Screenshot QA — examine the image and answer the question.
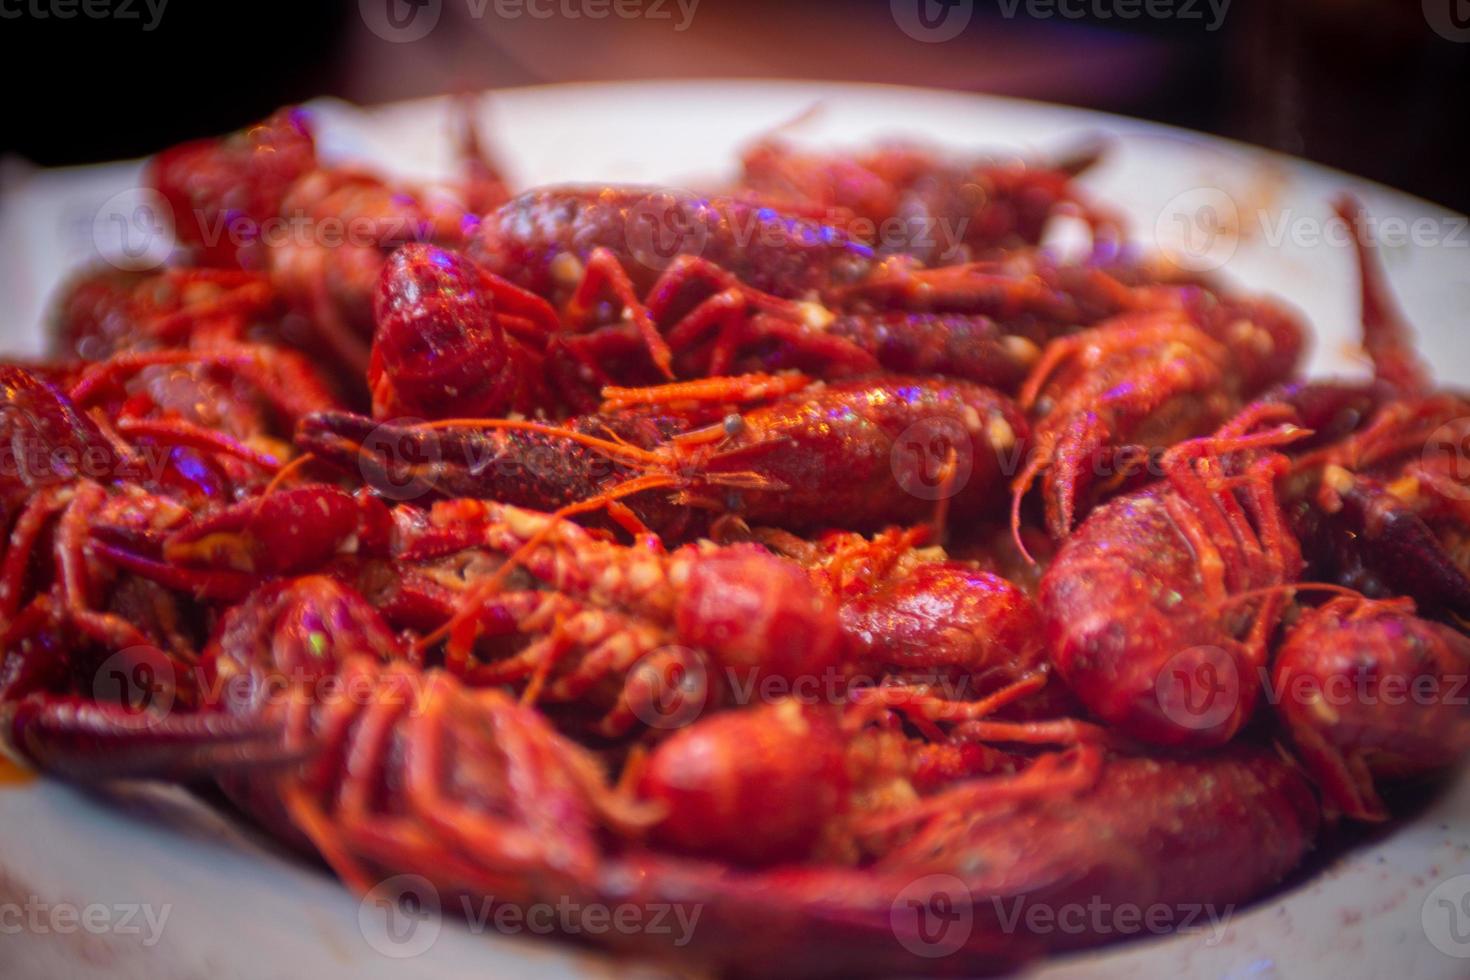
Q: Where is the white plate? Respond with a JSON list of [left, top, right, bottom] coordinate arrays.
[[2, 79, 1469, 979]]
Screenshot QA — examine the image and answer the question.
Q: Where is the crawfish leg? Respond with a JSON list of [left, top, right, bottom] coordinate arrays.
[[564, 247, 673, 378]]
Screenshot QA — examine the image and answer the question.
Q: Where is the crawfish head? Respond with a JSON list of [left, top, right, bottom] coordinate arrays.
[[205, 575, 403, 698], [1273, 597, 1470, 821], [1039, 425, 1304, 748], [369, 243, 515, 420]]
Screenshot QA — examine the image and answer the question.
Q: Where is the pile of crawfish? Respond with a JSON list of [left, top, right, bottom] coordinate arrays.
[[1, 106, 1467, 977]]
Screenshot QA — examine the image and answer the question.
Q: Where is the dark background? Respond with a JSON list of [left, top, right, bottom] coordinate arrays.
[[1, 0, 1466, 211]]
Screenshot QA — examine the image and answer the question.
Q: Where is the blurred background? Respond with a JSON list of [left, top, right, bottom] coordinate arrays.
[[1, 0, 1467, 210]]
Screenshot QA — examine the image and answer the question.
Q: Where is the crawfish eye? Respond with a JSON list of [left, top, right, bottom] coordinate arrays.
[[723, 413, 744, 438]]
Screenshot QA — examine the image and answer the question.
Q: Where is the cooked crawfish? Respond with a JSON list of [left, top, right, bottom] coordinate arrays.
[[1012, 288, 1306, 541], [1039, 412, 1306, 747], [11, 108, 1470, 977], [302, 372, 1028, 535], [148, 107, 511, 393], [1274, 596, 1470, 821], [736, 136, 1118, 260]]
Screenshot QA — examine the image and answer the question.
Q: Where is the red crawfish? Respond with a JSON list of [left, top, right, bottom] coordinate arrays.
[[51, 265, 276, 362], [635, 694, 1103, 869], [463, 188, 1140, 403], [752, 525, 1054, 703], [366, 243, 560, 420], [472, 185, 1146, 318], [2, 574, 653, 900], [375, 239, 1055, 418], [150, 107, 511, 390], [268, 497, 1057, 740], [1283, 196, 1470, 621], [1273, 596, 1470, 821], [736, 135, 1119, 260], [1260, 199, 1470, 820], [119, 487, 845, 739], [606, 741, 1317, 975], [1010, 285, 1307, 542], [0, 573, 1315, 976], [59, 346, 333, 502], [1039, 411, 1308, 747], [388, 497, 849, 737], [48, 263, 343, 491], [0, 367, 348, 703], [150, 108, 317, 270], [299, 372, 1030, 536]]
